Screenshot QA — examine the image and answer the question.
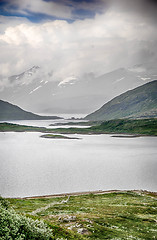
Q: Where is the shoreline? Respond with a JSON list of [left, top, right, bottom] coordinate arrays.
[[1, 119, 157, 137], [11, 189, 157, 199], [1, 131, 156, 138]]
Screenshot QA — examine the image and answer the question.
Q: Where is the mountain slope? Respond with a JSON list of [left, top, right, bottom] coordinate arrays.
[[0, 100, 61, 120], [86, 80, 157, 121]]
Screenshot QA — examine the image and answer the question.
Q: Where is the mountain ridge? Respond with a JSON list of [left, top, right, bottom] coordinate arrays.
[[0, 99, 62, 120]]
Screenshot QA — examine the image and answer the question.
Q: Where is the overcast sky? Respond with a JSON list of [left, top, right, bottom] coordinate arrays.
[[0, 0, 157, 84]]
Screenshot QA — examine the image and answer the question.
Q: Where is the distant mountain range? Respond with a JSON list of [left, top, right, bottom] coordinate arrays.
[[86, 80, 157, 121], [0, 100, 61, 121], [1, 80, 157, 121], [1, 61, 157, 114]]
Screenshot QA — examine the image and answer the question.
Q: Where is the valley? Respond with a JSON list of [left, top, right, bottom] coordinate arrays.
[[1, 1, 157, 239]]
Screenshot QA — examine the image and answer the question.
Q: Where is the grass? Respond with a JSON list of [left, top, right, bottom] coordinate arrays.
[[7, 191, 157, 239], [40, 134, 80, 140], [90, 118, 157, 136], [0, 122, 47, 132], [47, 118, 157, 136]]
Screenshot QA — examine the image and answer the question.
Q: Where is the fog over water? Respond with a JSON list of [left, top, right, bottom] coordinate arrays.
[[0, 121, 156, 198]]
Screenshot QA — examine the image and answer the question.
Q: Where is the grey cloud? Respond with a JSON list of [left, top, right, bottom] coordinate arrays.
[[110, 0, 157, 23], [0, 0, 157, 88]]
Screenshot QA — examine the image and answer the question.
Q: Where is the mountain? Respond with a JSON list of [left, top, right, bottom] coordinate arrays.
[[0, 62, 157, 115], [0, 100, 61, 121], [8, 66, 40, 83], [85, 80, 157, 121]]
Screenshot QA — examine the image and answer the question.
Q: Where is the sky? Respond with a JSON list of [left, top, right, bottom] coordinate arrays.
[[0, 0, 157, 87]]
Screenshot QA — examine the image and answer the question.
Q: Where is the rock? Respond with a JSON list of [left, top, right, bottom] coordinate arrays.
[[67, 226, 73, 230], [75, 223, 82, 228], [68, 216, 76, 221], [87, 224, 92, 227], [87, 219, 93, 224], [59, 215, 76, 222], [77, 228, 88, 234]]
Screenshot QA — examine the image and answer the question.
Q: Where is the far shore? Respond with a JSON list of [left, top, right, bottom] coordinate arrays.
[[11, 189, 157, 200], [1, 119, 157, 137]]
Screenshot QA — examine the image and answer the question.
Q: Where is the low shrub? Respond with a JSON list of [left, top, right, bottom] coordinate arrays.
[[0, 197, 53, 240]]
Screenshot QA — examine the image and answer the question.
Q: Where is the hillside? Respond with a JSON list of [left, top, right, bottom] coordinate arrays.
[[86, 80, 157, 121], [5, 191, 157, 240], [0, 100, 61, 120]]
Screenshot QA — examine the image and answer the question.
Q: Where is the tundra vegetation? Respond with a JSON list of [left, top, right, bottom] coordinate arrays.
[[1, 191, 157, 239]]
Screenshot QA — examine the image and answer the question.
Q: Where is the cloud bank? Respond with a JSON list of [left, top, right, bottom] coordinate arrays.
[[0, 0, 157, 89]]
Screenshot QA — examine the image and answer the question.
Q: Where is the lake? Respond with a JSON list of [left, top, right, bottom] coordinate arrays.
[[0, 120, 157, 198]]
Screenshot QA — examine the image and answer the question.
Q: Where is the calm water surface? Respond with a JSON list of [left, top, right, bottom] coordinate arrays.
[[0, 120, 157, 197]]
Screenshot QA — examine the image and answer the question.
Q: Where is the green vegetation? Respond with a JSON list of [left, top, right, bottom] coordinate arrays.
[[0, 118, 157, 136], [86, 80, 157, 121], [0, 196, 53, 240], [90, 118, 157, 136], [40, 134, 80, 140], [6, 191, 157, 239], [49, 118, 157, 136], [0, 122, 47, 132]]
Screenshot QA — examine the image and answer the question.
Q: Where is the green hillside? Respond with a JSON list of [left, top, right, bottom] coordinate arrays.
[[0, 100, 61, 120], [86, 80, 157, 121], [90, 118, 157, 136], [4, 191, 157, 240]]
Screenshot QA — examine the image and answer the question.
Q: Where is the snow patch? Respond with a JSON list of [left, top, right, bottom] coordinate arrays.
[[58, 76, 77, 86], [141, 77, 151, 81], [113, 77, 125, 84], [29, 86, 42, 94]]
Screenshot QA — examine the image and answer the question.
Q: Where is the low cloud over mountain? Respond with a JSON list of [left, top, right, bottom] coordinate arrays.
[[1, 62, 156, 115], [0, 0, 157, 115], [0, 0, 157, 81]]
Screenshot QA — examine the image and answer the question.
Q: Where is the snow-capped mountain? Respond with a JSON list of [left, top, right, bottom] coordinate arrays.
[[0, 62, 156, 115], [9, 66, 40, 85], [0, 66, 58, 113]]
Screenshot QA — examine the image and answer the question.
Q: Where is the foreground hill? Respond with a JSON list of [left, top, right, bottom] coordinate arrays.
[[4, 191, 157, 239], [86, 80, 157, 121], [0, 100, 61, 120]]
